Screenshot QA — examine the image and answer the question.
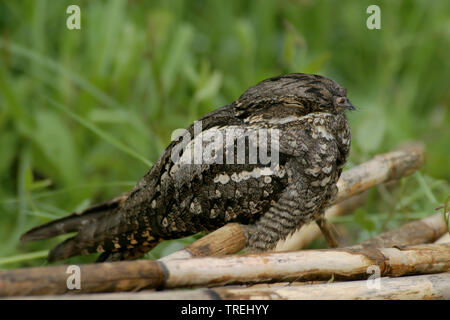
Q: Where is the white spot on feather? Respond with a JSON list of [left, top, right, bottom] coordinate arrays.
[[320, 176, 331, 186], [315, 126, 334, 141], [322, 166, 332, 174], [214, 173, 230, 184]]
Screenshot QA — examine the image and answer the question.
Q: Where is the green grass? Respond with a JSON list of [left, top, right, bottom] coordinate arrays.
[[0, 0, 449, 268]]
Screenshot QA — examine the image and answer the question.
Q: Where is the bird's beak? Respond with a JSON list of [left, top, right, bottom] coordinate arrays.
[[343, 100, 356, 111]]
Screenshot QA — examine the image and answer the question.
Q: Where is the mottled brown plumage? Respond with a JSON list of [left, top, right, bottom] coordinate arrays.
[[21, 73, 354, 261]]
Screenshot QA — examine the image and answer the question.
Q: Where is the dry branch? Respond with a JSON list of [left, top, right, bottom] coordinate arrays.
[[21, 273, 449, 300], [351, 213, 449, 249], [435, 233, 450, 244], [160, 222, 247, 261], [0, 259, 165, 296], [213, 273, 450, 300], [163, 145, 424, 259], [1, 243, 448, 297], [162, 244, 450, 288]]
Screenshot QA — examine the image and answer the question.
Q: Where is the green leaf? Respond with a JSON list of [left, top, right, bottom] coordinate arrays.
[[0, 250, 49, 266], [44, 96, 153, 168], [161, 24, 194, 94], [31, 110, 78, 185], [88, 109, 131, 124], [303, 52, 331, 74], [353, 209, 376, 231], [0, 132, 18, 176], [355, 107, 386, 153], [193, 71, 223, 103]]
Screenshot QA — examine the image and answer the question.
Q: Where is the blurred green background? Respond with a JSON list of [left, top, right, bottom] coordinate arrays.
[[0, 0, 449, 268]]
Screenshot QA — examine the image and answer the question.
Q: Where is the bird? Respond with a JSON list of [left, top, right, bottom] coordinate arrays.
[[21, 73, 355, 262]]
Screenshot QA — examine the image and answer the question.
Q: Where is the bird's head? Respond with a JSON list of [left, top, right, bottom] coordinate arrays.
[[235, 73, 355, 118]]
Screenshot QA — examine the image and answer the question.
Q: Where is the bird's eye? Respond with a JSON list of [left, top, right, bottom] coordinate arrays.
[[336, 97, 347, 105]]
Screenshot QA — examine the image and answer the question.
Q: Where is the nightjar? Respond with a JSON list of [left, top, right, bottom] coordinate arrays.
[[21, 73, 355, 261]]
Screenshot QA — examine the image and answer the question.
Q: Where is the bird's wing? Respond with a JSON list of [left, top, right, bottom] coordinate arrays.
[[38, 104, 241, 260]]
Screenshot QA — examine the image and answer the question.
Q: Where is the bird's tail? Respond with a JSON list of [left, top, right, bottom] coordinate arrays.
[[21, 192, 161, 262], [20, 193, 128, 243]]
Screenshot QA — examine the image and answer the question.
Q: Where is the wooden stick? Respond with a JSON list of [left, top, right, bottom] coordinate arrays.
[[163, 243, 450, 288], [334, 144, 424, 203], [315, 216, 340, 248], [163, 144, 424, 259], [214, 273, 450, 300], [351, 213, 449, 249], [435, 233, 450, 244], [0, 259, 165, 296], [316, 211, 450, 251], [18, 273, 449, 300], [1, 243, 448, 297], [159, 222, 247, 261]]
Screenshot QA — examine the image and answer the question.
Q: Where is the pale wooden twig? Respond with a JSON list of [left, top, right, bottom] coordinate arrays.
[[435, 233, 450, 244], [8, 272, 450, 300], [0, 242, 448, 297], [163, 144, 424, 259], [160, 222, 246, 261], [351, 213, 449, 249], [213, 273, 450, 300]]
